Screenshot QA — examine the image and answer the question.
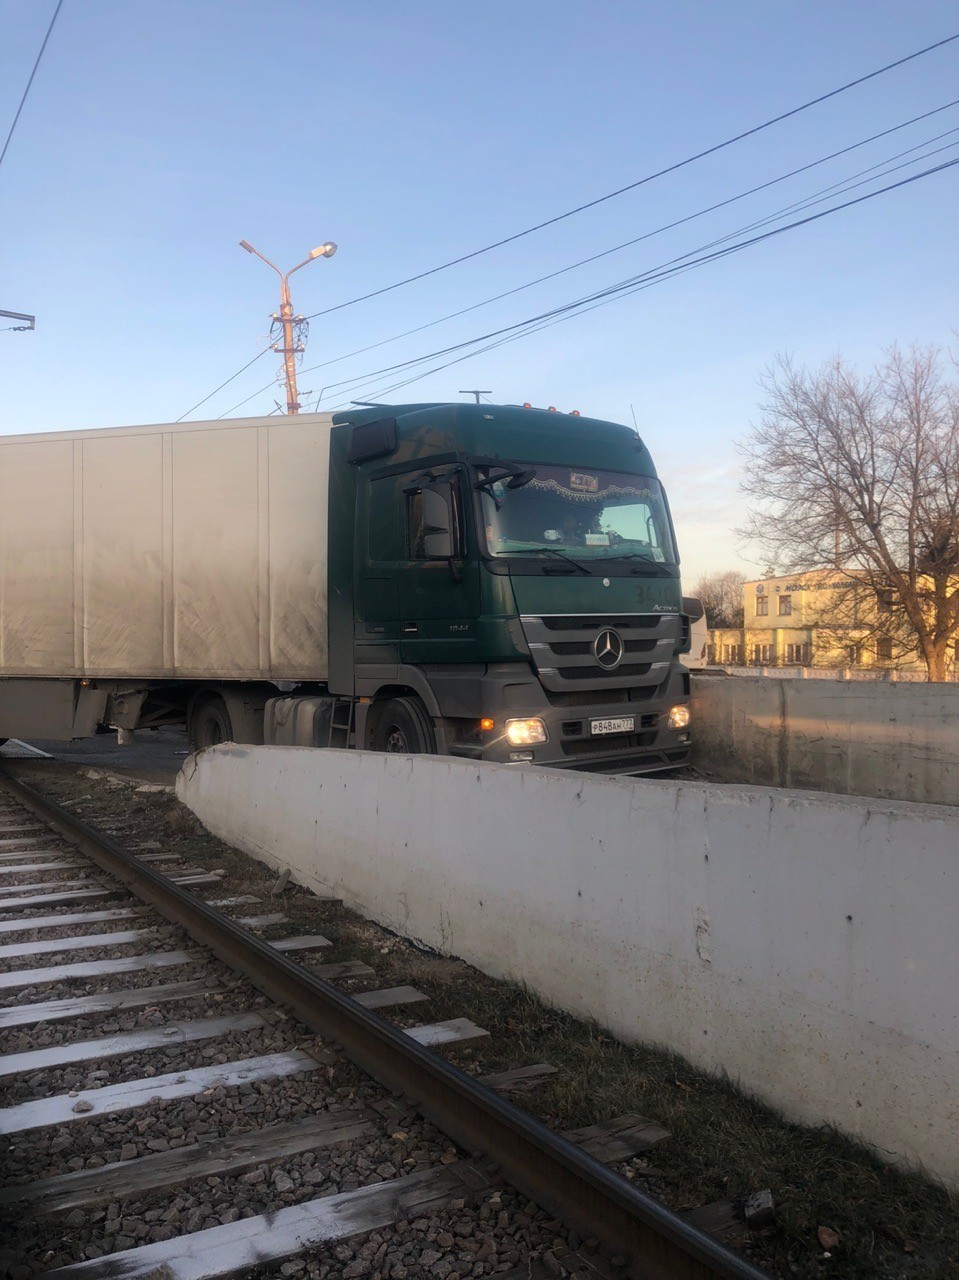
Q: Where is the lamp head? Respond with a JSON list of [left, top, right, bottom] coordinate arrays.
[[310, 242, 337, 259], [239, 240, 255, 253]]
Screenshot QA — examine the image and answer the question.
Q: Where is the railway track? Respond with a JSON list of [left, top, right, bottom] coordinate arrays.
[[0, 767, 770, 1280]]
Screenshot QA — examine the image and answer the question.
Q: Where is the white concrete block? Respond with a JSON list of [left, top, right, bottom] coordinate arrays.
[[178, 745, 959, 1186]]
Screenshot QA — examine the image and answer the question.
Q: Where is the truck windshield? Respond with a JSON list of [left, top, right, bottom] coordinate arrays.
[[476, 462, 677, 563]]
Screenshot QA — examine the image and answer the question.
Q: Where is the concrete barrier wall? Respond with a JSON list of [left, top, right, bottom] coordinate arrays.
[[179, 747, 959, 1185], [692, 675, 959, 805]]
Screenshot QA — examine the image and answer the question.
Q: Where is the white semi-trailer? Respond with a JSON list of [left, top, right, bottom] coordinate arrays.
[[0, 414, 332, 747], [0, 405, 693, 773]]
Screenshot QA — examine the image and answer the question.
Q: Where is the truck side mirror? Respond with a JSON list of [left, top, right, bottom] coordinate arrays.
[[412, 485, 454, 559]]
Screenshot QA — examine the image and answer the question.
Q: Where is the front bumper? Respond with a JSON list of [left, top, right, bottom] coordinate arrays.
[[447, 665, 691, 775]]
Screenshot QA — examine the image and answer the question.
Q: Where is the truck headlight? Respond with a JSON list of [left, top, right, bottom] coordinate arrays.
[[505, 717, 549, 746], [667, 704, 691, 730]]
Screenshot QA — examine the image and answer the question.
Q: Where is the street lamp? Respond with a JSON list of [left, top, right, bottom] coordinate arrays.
[[239, 239, 337, 414]]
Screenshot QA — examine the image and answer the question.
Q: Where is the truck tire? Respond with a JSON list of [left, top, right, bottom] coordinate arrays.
[[188, 696, 234, 752], [368, 697, 436, 755]]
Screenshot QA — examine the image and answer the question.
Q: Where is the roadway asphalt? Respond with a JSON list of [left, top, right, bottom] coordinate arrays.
[[2, 728, 702, 788], [8, 726, 189, 784]]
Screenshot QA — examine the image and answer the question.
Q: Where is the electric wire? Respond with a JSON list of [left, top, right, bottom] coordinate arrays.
[[690, 131, 959, 240], [324, 157, 959, 409], [180, 37, 959, 420], [215, 362, 290, 420], [260, 144, 959, 413], [220, 110, 959, 418], [175, 347, 272, 422], [347, 156, 959, 405], [0, 0, 64, 175], [304, 147, 959, 403], [302, 33, 959, 321], [293, 103, 959, 385]]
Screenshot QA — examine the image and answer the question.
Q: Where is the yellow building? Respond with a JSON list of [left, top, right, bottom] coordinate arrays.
[[709, 570, 933, 673]]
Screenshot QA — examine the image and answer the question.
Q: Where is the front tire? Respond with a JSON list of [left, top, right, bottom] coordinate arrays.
[[188, 696, 234, 752], [367, 697, 436, 755]]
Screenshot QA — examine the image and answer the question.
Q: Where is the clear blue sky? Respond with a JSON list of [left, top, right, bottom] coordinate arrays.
[[1, 0, 956, 585]]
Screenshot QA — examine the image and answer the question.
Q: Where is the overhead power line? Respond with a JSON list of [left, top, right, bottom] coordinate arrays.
[[301, 141, 959, 403], [0, 0, 64, 175], [324, 157, 959, 409], [217, 110, 959, 419], [181, 35, 959, 422], [175, 348, 272, 422], [215, 375, 283, 420], [303, 32, 959, 321], [292, 103, 959, 385]]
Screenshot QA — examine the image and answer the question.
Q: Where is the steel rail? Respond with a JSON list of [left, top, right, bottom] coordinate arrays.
[[0, 766, 770, 1280]]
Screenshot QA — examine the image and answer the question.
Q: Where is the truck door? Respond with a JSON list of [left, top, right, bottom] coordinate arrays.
[[397, 465, 480, 662], [356, 473, 402, 650]]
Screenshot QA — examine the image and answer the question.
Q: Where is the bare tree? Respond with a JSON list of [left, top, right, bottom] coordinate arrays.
[[694, 570, 746, 629], [739, 346, 959, 680]]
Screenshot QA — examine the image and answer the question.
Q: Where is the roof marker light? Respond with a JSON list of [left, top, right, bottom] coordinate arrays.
[[523, 402, 532, 409], [547, 406, 557, 412], [571, 410, 580, 416]]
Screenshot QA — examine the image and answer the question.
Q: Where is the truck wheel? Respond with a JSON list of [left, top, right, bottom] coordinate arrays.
[[188, 697, 234, 751], [368, 697, 436, 755]]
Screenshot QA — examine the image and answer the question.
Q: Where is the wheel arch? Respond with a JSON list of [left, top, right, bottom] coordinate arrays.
[[358, 665, 443, 718]]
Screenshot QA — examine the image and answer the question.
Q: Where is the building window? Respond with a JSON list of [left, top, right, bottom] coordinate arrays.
[[877, 589, 894, 614], [755, 594, 768, 617], [778, 595, 792, 616], [876, 636, 893, 661], [723, 643, 743, 664], [752, 643, 771, 665], [785, 642, 809, 664]]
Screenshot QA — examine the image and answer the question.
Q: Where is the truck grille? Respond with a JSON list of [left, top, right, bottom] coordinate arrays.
[[548, 638, 659, 657], [520, 613, 680, 692]]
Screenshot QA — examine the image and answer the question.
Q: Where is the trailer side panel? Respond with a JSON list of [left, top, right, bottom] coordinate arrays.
[[0, 415, 333, 682]]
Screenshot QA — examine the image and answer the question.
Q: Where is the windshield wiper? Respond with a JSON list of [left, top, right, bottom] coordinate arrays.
[[508, 547, 591, 575], [612, 552, 676, 577]]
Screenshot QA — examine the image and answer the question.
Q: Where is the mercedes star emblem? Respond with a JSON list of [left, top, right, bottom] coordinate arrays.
[[593, 628, 624, 669]]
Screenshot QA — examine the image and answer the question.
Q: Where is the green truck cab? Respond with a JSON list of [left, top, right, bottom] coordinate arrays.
[[330, 401, 691, 775]]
